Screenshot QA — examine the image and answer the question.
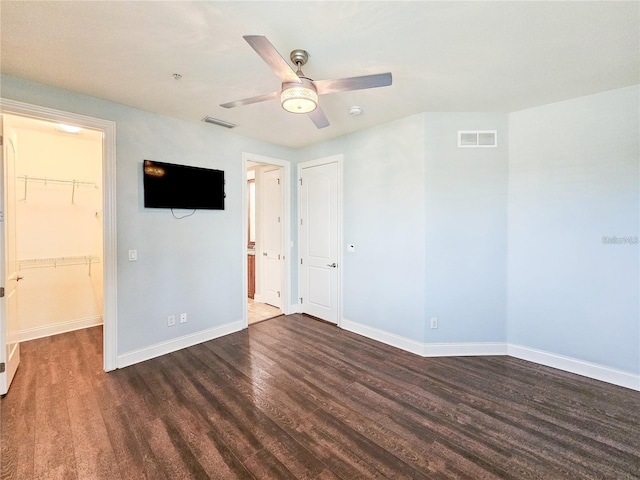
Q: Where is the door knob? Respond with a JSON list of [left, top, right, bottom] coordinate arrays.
[[17, 276, 25, 282], [263, 252, 268, 256], [326, 263, 337, 268]]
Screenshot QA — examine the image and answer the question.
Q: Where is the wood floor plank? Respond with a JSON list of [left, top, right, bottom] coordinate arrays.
[[176, 346, 327, 479], [110, 374, 172, 480], [242, 447, 298, 480], [237, 326, 509, 479], [313, 468, 342, 480], [247, 329, 500, 478], [33, 382, 77, 479], [293, 418, 389, 480], [2, 319, 640, 479], [0, 338, 38, 480], [192, 342, 401, 479], [235, 331, 453, 477], [169, 348, 267, 463], [98, 403, 156, 480], [137, 354, 256, 479], [198, 342, 321, 430], [66, 390, 120, 480], [200, 334, 430, 478]]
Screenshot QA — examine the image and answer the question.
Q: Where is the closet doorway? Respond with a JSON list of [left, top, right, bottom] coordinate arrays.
[[3, 113, 105, 372], [0, 99, 116, 390], [244, 154, 291, 326]]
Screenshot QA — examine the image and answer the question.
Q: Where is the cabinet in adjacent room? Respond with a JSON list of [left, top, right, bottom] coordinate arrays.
[[248, 253, 255, 299]]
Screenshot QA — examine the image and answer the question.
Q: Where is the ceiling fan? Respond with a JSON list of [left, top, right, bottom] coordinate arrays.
[[220, 35, 393, 129]]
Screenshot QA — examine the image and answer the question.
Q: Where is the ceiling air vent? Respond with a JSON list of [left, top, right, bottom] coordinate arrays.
[[202, 116, 236, 129], [458, 130, 497, 148]]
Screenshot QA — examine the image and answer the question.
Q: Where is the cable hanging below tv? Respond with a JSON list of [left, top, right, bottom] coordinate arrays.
[[143, 159, 225, 210]]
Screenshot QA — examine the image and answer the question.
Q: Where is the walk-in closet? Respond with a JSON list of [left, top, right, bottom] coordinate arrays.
[[6, 114, 103, 342]]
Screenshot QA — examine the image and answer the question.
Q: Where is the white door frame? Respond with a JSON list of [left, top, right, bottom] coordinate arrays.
[[297, 154, 343, 326], [0, 98, 118, 372], [242, 152, 291, 326]]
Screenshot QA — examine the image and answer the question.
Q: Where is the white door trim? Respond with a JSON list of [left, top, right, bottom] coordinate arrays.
[[0, 98, 118, 372], [242, 153, 291, 326], [297, 154, 343, 326]]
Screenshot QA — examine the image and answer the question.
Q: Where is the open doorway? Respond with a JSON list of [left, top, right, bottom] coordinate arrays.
[[243, 154, 291, 326], [1, 99, 117, 396]]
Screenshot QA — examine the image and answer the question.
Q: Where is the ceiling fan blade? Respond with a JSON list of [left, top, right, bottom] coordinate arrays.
[[243, 35, 301, 84], [308, 106, 330, 129], [315, 72, 392, 95], [220, 91, 279, 109]]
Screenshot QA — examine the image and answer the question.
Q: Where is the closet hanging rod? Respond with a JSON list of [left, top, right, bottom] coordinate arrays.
[[17, 175, 97, 188], [18, 255, 100, 267], [18, 175, 98, 204], [18, 255, 100, 275]]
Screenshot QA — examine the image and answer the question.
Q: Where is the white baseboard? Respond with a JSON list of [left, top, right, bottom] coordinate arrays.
[[341, 318, 426, 356], [18, 315, 103, 342], [116, 319, 245, 369], [288, 303, 300, 314], [340, 318, 639, 391], [423, 342, 508, 357], [508, 344, 639, 392], [342, 318, 507, 357]]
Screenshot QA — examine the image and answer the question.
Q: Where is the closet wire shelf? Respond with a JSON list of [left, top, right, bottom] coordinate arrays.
[[18, 255, 100, 275]]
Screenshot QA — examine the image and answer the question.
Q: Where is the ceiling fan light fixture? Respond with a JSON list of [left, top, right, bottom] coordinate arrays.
[[281, 79, 317, 114]]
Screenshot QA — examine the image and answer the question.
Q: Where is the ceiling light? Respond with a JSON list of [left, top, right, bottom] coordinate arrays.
[[58, 124, 82, 134], [281, 78, 317, 114]]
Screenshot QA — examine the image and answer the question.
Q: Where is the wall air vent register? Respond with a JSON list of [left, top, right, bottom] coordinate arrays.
[[458, 130, 497, 148]]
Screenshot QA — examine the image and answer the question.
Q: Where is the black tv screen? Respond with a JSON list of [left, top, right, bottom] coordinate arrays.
[[143, 160, 225, 210]]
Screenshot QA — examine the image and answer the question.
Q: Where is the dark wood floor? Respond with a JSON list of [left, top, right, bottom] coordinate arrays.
[[1, 315, 639, 479]]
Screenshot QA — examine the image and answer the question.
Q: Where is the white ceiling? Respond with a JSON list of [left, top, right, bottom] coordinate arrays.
[[1, 1, 638, 148]]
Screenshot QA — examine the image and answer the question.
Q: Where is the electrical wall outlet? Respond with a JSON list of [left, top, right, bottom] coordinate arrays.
[[430, 317, 438, 329], [180, 313, 187, 323], [168, 315, 176, 326]]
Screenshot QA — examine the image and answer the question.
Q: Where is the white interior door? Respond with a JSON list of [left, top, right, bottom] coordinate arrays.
[[299, 160, 339, 323], [259, 167, 283, 308], [0, 116, 20, 395]]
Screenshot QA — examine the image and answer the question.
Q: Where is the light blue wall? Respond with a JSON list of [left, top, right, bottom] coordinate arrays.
[[425, 113, 509, 343], [343, 116, 427, 341], [298, 113, 509, 344], [1, 75, 296, 354], [299, 115, 427, 341], [508, 86, 640, 374]]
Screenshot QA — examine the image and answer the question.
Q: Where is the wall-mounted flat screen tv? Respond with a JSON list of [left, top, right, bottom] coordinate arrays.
[[143, 160, 225, 210]]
